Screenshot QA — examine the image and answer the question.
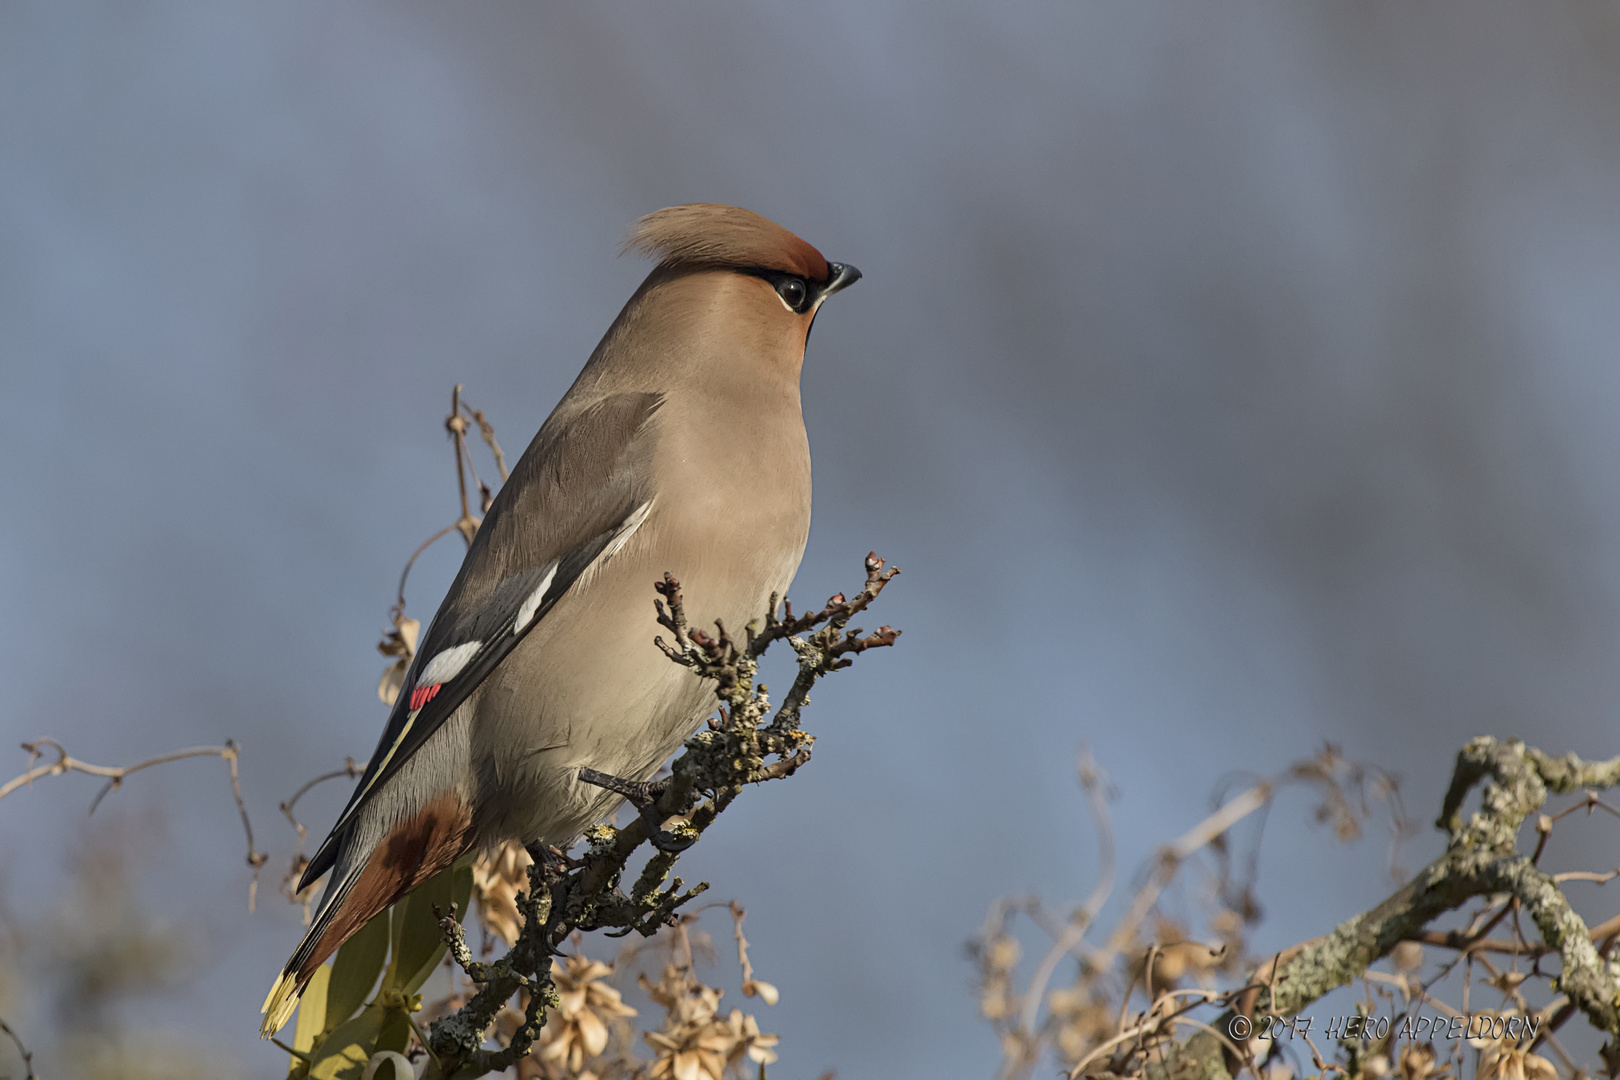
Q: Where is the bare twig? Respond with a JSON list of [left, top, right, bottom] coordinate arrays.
[[394, 524, 461, 610], [1019, 746, 1117, 1039], [1, 737, 266, 909], [392, 385, 509, 616], [728, 899, 779, 1003], [461, 400, 509, 484], [0, 1012, 36, 1080], [1413, 910, 1620, 956], [731, 902, 756, 985], [1092, 785, 1271, 976], [277, 757, 363, 913], [446, 384, 480, 544], [279, 758, 364, 837]]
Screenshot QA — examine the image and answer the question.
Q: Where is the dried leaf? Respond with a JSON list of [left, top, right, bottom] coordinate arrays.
[[1487, 970, 1526, 994], [376, 617, 420, 705], [1391, 941, 1423, 973], [377, 659, 407, 707], [471, 840, 531, 946], [742, 979, 779, 1006], [988, 936, 1021, 971], [1399, 1043, 1435, 1080]]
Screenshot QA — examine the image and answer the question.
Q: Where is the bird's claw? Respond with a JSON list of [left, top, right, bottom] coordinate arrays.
[[641, 806, 696, 853]]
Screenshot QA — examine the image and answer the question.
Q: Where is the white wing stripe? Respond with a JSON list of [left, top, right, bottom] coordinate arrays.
[[419, 640, 481, 685], [513, 563, 559, 633], [601, 499, 653, 562]]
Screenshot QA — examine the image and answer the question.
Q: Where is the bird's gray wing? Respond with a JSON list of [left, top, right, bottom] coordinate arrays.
[[300, 392, 663, 889]]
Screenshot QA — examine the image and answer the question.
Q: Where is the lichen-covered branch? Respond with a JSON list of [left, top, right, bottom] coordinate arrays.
[[979, 737, 1620, 1080], [1439, 737, 1620, 851], [422, 553, 900, 1079], [1171, 737, 1620, 1079], [1249, 740, 1620, 1023]]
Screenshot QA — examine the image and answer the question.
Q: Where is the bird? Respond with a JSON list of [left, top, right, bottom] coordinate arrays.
[[261, 204, 860, 1036]]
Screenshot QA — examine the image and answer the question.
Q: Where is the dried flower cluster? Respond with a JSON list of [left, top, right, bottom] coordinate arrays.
[[535, 954, 638, 1077], [405, 910, 781, 1080], [639, 957, 779, 1080], [471, 840, 533, 951]]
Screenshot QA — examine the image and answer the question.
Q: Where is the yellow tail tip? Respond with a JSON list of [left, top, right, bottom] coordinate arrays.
[[260, 971, 300, 1038]]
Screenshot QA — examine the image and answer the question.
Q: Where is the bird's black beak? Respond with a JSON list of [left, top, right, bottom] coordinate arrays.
[[820, 262, 862, 299]]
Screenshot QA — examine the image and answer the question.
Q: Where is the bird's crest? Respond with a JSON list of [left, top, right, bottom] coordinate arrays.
[[624, 203, 830, 282]]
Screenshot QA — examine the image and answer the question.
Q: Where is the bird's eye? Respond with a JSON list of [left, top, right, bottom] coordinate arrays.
[[775, 277, 808, 310]]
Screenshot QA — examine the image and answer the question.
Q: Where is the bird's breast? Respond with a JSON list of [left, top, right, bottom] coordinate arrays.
[[466, 387, 811, 845], [652, 381, 812, 571]]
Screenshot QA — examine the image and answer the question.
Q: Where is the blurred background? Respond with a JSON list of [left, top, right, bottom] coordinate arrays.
[[5, 3, 1620, 1076]]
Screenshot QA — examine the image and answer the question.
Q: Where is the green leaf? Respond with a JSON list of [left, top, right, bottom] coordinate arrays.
[[372, 1007, 412, 1055], [292, 962, 332, 1056], [308, 1003, 384, 1080], [325, 907, 391, 1032], [301, 863, 476, 1076], [385, 863, 475, 998]]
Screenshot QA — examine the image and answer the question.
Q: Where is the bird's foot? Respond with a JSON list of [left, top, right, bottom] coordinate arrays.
[[577, 768, 693, 854], [525, 842, 577, 878]]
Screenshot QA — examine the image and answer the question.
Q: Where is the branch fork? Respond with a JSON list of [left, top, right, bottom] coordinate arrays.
[[420, 553, 900, 1078]]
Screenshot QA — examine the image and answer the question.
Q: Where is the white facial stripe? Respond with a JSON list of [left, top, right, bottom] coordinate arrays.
[[419, 641, 481, 685], [513, 563, 559, 633]]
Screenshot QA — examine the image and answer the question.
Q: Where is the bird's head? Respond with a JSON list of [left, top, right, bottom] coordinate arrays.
[[624, 203, 860, 360]]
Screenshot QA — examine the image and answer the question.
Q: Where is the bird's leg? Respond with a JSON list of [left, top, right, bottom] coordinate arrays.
[[577, 768, 692, 853], [577, 767, 667, 806]]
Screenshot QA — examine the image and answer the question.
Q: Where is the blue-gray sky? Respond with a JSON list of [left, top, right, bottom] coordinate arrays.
[[5, 3, 1620, 1076]]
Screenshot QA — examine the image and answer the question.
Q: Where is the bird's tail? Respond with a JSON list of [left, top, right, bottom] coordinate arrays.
[[260, 969, 304, 1038], [259, 865, 364, 1038], [259, 791, 476, 1037]]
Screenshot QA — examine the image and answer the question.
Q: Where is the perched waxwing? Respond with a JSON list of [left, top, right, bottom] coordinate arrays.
[[261, 204, 860, 1035]]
